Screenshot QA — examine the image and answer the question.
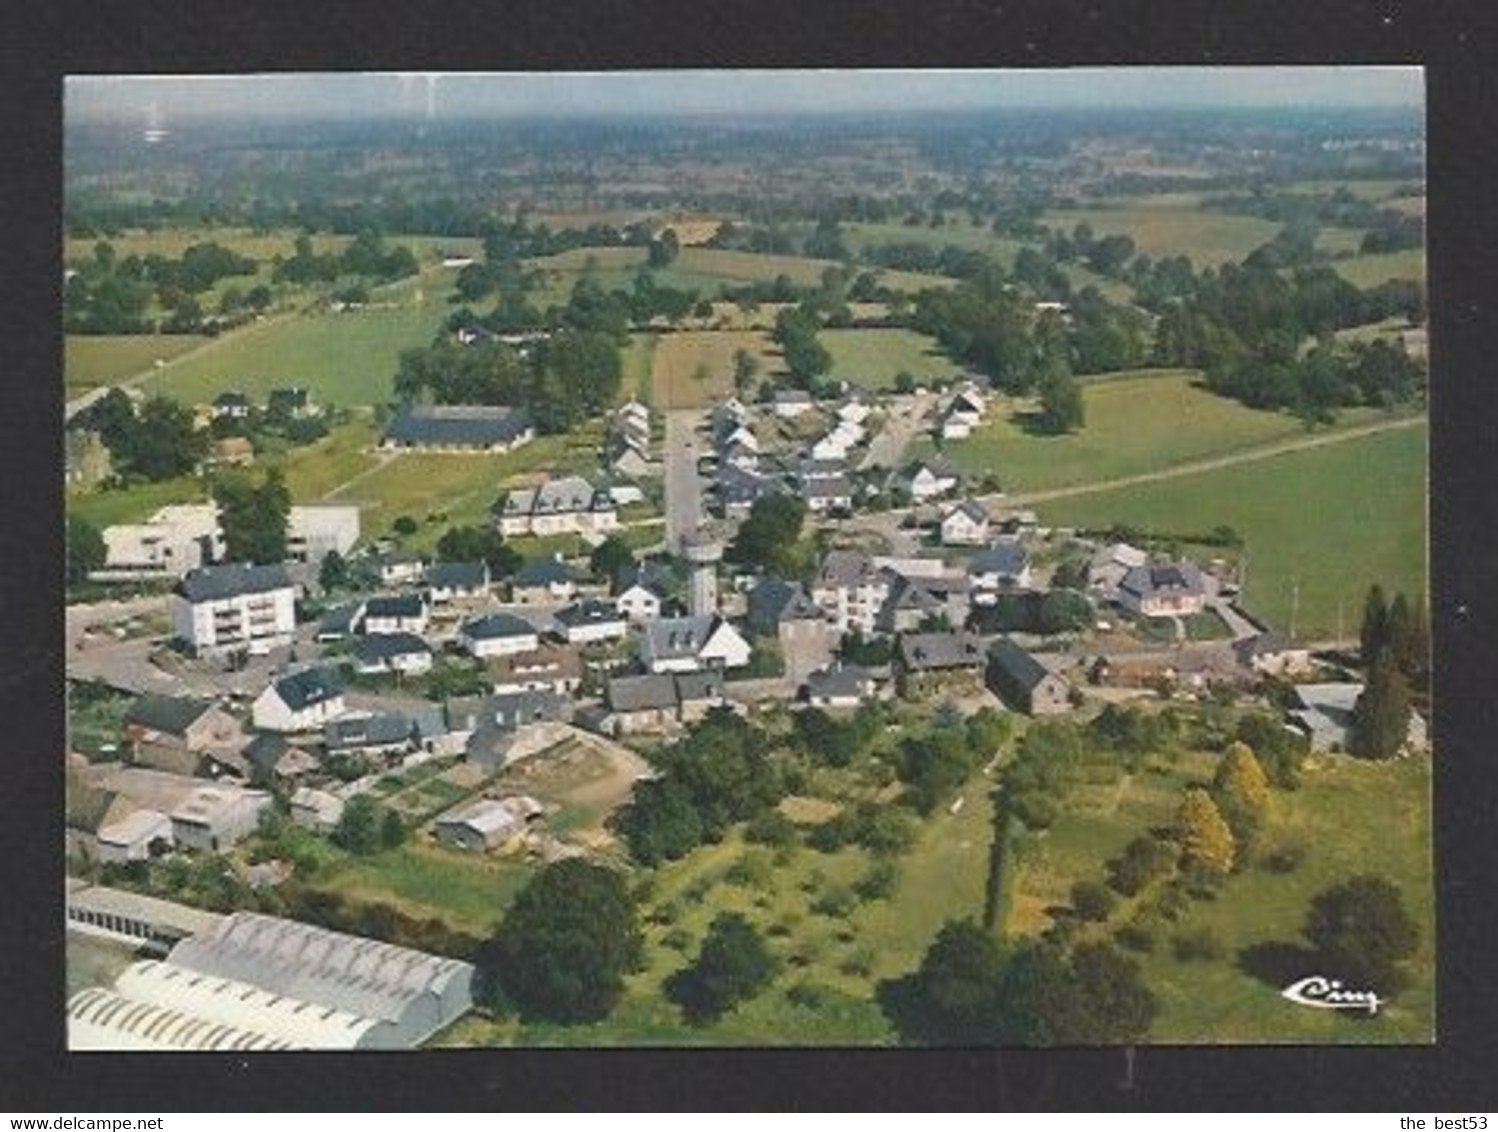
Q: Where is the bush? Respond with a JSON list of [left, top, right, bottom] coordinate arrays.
[[725, 849, 775, 888], [1070, 879, 1117, 922], [853, 860, 901, 902], [812, 886, 857, 919], [1108, 834, 1177, 896], [1260, 840, 1307, 874], [744, 810, 799, 848], [662, 927, 693, 952], [1010, 790, 1058, 831], [1114, 921, 1157, 954], [1171, 926, 1224, 962]]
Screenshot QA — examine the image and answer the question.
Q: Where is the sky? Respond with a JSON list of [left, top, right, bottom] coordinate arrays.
[[65, 68, 1424, 126]]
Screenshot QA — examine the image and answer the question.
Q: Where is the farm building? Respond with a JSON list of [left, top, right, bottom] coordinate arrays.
[[603, 671, 729, 735], [65, 880, 223, 954], [289, 786, 345, 833], [987, 638, 1072, 716], [121, 695, 247, 778], [432, 796, 544, 852], [383, 403, 533, 452], [1088, 542, 1149, 599]]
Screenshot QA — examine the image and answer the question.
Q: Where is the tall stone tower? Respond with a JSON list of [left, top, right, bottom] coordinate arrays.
[[681, 530, 724, 618]]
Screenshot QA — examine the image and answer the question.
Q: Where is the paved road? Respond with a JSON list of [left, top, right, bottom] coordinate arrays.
[[663, 409, 704, 551], [860, 392, 935, 473]]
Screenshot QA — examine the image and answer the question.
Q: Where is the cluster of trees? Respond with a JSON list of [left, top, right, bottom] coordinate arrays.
[[432, 525, 521, 580], [475, 859, 642, 1024], [880, 920, 1157, 1045], [664, 912, 778, 1023], [1303, 874, 1421, 992], [65, 239, 261, 335], [330, 795, 405, 855], [212, 467, 291, 565], [890, 708, 1011, 815], [73, 389, 207, 483], [611, 710, 784, 865], [393, 324, 621, 434], [272, 231, 419, 286], [1043, 220, 1138, 278], [1350, 585, 1427, 758], [772, 304, 833, 388], [1205, 188, 1425, 255], [727, 495, 810, 578]]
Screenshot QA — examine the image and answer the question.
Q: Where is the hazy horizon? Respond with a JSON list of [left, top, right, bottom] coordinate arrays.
[[65, 68, 1424, 128]]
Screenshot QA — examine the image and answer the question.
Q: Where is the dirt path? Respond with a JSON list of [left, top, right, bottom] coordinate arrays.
[[997, 414, 1425, 508]]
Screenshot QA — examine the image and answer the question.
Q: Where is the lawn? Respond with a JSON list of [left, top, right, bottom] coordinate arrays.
[[650, 330, 780, 410], [914, 370, 1392, 494], [64, 334, 212, 394], [1039, 420, 1428, 640], [821, 328, 962, 390], [276, 414, 381, 503], [66, 474, 208, 529], [310, 840, 534, 937], [622, 333, 656, 405], [437, 766, 997, 1047], [140, 302, 451, 407], [1003, 747, 1433, 1044], [1331, 249, 1426, 288], [1043, 202, 1281, 267]]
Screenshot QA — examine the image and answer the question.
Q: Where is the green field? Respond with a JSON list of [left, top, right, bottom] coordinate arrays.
[[622, 333, 656, 405], [1331, 249, 1426, 288], [139, 301, 452, 407], [1043, 202, 1281, 267], [1006, 747, 1433, 1043], [650, 330, 780, 409], [64, 335, 212, 395], [66, 474, 208, 529], [915, 370, 1391, 494], [310, 840, 534, 937], [436, 768, 997, 1046], [1039, 421, 1428, 639], [277, 415, 381, 503], [821, 328, 962, 390]]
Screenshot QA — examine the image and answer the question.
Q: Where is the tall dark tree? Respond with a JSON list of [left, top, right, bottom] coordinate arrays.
[[214, 467, 291, 565], [1348, 653, 1413, 759], [728, 494, 807, 576], [879, 919, 1005, 1045], [66, 516, 106, 586], [476, 860, 642, 1023], [588, 535, 635, 584], [318, 548, 350, 594], [1304, 875, 1421, 990], [1359, 584, 1388, 668], [665, 913, 778, 1023]]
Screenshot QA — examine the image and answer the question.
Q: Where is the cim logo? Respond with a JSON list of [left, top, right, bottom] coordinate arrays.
[[1281, 975, 1384, 1015]]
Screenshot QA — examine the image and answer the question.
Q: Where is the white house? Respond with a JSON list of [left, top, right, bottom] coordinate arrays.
[[640, 615, 752, 674], [497, 476, 619, 537], [348, 632, 434, 677], [426, 561, 490, 604], [251, 668, 347, 733], [967, 540, 1033, 598], [773, 389, 814, 418], [806, 475, 855, 515], [552, 599, 629, 645], [1117, 562, 1208, 618], [361, 594, 429, 636], [907, 459, 960, 502], [461, 613, 542, 659], [172, 563, 298, 657], [940, 499, 991, 546], [616, 577, 665, 624]]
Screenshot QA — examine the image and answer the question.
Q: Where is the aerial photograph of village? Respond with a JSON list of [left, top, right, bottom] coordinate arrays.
[[61, 68, 1430, 1049]]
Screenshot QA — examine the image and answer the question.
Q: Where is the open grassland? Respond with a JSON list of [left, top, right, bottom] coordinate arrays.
[[650, 330, 780, 409], [1006, 747, 1432, 1043], [276, 415, 381, 502], [142, 302, 451, 407], [917, 370, 1393, 494], [1315, 227, 1369, 256], [622, 333, 656, 405], [66, 474, 207, 529], [435, 768, 996, 1046], [1039, 421, 1427, 639], [64, 227, 352, 265], [821, 328, 962, 390], [1331, 249, 1426, 288], [342, 429, 603, 546], [64, 334, 211, 394], [309, 839, 534, 937], [1044, 202, 1281, 267]]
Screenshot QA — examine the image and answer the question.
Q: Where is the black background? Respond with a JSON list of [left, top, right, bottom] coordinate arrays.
[[4, 0, 1496, 1111]]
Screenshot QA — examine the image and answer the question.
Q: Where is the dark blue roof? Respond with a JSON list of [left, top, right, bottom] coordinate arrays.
[[554, 599, 625, 628], [385, 403, 531, 447], [350, 632, 431, 664], [428, 561, 488, 590], [176, 562, 293, 603], [464, 613, 538, 640], [272, 667, 344, 711], [513, 558, 573, 587], [969, 541, 1029, 577], [365, 593, 426, 619]]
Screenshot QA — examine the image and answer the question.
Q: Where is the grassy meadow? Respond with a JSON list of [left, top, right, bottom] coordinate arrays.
[[1043, 201, 1281, 267], [650, 330, 780, 409], [1039, 420, 1428, 639], [1331, 249, 1427, 288], [64, 334, 212, 395], [822, 328, 962, 390], [1004, 746, 1433, 1043], [915, 370, 1393, 494]]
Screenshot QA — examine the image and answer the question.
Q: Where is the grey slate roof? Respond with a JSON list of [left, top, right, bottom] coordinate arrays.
[[804, 663, 874, 700], [349, 632, 432, 666], [899, 631, 986, 671], [325, 712, 413, 752], [988, 637, 1052, 692], [427, 561, 488, 591], [607, 673, 679, 713], [513, 558, 573, 587], [747, 576, 822, 632], [243, 733, 293, 777], [969, 541, 1030, 578], [125, 695, 213, 737], [176, 563, 293, 604], [364, 594, 426, 619], [615, 559, 673, 597], [674, 671, 726, 703], [817, 549, 877, 590], [643, 615, 718, 662], [271, 667, 344, 712], [317, 602, 365, 639], [385, 403, 531, 448], [554, 599, 625, 630], [463, 612, 538, 641], [806, 475, 854, 501], [1120, 561, 1205, 601]]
